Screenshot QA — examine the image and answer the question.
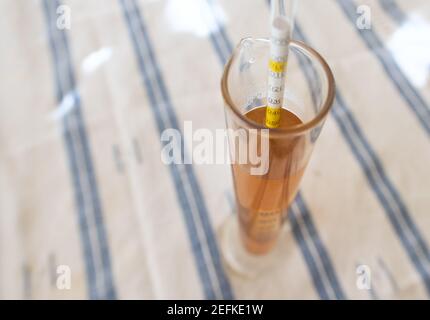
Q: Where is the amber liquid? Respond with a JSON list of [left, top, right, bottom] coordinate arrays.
[[232, 106, 306, 255]]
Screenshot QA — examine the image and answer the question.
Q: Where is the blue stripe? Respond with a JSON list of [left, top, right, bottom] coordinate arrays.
[[295, 194, 346, 300], [378, 0, 406, 24], [208, 0, 345, 299], [288, 205, 330, 300], [42, 0, 117, 299], [209, 32, 230, 66], [206, 0, 234, 60], [56, 8, 116, 300], [291, 25, 350, 300], [46, 15, 97, 295], [334, 92, 430, 294], [42, 0, 98, 299], [292, 26, 347, 299], [205, 1, 234, 66], [119, 0, 233, 300], [337, 0, 430, 136], [294, 21, 430, 295]]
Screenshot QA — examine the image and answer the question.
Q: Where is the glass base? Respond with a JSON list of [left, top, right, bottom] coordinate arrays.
[[219, 214, 292, 278]]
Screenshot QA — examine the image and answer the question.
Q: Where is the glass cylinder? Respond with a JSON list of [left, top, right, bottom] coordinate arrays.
[[220, 38, 335, 265]]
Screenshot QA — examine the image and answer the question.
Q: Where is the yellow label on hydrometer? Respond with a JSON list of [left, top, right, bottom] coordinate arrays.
[[265, 15, 291, 129], [268, 59, 287, 74], [265, 59, 287, 128], [265, 106, 282, 128]]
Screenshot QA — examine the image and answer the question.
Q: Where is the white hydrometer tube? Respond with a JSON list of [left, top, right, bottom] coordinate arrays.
[[265, 0, 298, 129]]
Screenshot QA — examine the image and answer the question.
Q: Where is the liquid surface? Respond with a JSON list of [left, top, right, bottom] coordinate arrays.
[[247, 105, 302, 128], [232, 106, 306, 255]]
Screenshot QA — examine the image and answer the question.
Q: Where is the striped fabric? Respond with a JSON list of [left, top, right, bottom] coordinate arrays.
[[0, 0, 429, 299]]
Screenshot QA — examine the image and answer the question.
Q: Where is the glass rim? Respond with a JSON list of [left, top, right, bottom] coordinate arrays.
[[221, 38, 335, 136]]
